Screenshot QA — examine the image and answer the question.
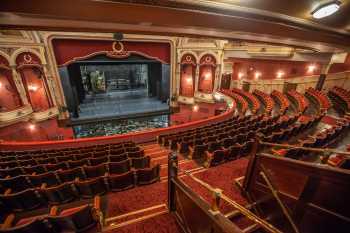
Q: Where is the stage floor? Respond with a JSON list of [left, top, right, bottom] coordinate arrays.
[[72, 89, 169, 124]]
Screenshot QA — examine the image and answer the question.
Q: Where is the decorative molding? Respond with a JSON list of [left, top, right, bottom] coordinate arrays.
[[0, 105, 33, 127], [31, 107, 59, 122]]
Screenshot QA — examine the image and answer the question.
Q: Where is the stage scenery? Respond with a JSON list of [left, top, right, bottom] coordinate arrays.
[[1, 1, 350, 233]]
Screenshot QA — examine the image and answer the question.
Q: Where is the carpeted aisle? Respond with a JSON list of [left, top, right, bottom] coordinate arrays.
[[105, 213, 184, 233]]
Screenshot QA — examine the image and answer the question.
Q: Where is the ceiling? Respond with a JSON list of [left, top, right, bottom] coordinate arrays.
[[0, 0, 349, 51]]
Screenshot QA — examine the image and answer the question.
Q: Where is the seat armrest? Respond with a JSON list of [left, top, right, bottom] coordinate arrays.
[[94, 195, 101, 210], [40, 183, 47, 189], [1, 214, 15, 229], [50, 206, 58, 216], [4, 188, 11, 195], [32, 172, 36, 175]]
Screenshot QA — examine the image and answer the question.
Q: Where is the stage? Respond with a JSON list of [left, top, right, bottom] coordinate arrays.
[[71, 89, 169, 124]]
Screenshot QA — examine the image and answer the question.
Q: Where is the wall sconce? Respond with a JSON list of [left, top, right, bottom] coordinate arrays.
[[28, 123, 36, 131], [307, 64, 316, 73], [185, 77, 192, 84], [0, 82, 2, 89], [276, 71, 285, 79], [192, 104, 199, 112], [28, 85, 39, 92], [238, 72, 244, 79], [204, 72, 211, 80], [254, 72, 261, 80]]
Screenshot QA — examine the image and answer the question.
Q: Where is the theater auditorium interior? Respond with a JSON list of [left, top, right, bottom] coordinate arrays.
[[0, 1, 350, 233]]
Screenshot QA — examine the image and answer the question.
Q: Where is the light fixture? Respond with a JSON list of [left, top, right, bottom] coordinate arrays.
[[185, 77, 192, 84], [276, 71, 285, 79], [28, 85, 39, 92], [0, 82, 2, 88], [192, 104, 199, 112], [204, 72, 211, 80], [307, 64, 316, 73], [238, 72, 244, 79], [254, 71, 261, 80], [312, 1, 341, 19], [28, 123, 36, 131]]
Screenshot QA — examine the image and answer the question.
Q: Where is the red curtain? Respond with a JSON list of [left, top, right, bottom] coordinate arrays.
[[180, 64, 195, 97]]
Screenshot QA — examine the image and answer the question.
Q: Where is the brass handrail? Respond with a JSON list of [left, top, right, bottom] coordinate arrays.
[[183, 170, 283, 233]]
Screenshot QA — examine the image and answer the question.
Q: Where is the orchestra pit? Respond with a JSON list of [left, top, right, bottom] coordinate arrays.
[[1, 1, 350, 232]]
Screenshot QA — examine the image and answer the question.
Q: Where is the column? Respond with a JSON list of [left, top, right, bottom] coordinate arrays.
[[11, 66, 30, 106], [194, 65, 199, 92]]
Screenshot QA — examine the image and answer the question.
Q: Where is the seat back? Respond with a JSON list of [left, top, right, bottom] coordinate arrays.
[[41, 182, 76, 205], [131, 156, 150, 169], [108, 171, 135, 191], [76, 177, 106, 198], [49, 205, 96, 233], [58, 167, 85, 182], [210, 150, 226, 167], [108, 160, 131, 175], [136, 164, 160, 185], [0, 188, 42, 212], [84, 164, 107, 179], [109, 153, 128, 162], [0, 218, 51, 233], [28, 172, 59, 187]]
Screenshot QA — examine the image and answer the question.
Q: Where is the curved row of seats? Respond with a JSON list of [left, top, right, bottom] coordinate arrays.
[[261, 113, 322, 144], [253, 89, 275, 114], [0, 141, 136, 161], [271, 90, 290, 115], [224, 91, 249, 114], [328, 86, 350, 113], [287, 90, 309, 113], [0, 152, 151, 178], [273, 118, 350, 159], [0, 196, 102, 233], [232, 88, 261, 114], [0, 162, 160, 214], [305, 87, 331, 111]]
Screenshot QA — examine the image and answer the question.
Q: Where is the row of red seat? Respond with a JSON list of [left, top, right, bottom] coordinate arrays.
[[273, 117, 349, 159], [232, 88, 260, 114], [221, 90, 249, 114], [0, 141, 136, 159], [0, 195, 102, 233], [253, 89, 275, 114], [271, 90, 290, 114], [0, 163, 160, 214], [328, 86, 350, 112], [264, 113, 321, 145], [287, 90, 309, 113], [0, 153, 150, 178], [305, 87, 331, 110]]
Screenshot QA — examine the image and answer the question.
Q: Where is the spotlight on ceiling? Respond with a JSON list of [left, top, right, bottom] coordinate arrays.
[[312, 1, 341, 19]]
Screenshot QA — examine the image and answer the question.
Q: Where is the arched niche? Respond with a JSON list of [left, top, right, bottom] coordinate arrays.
[[0, 55, 23, 112], [16, 52, 54, 112], [198, 54, 216, 94], [180, 54, 196, 97]]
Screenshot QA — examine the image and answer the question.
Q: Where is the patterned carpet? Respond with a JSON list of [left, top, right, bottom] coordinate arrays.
[[103, 143, 249, 233]]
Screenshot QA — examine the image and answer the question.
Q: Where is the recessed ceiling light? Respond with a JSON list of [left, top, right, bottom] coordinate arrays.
[[312, 1, 341, 19]]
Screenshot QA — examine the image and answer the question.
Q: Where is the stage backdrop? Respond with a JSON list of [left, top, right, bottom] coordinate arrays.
[[52, 39, 171, 66]]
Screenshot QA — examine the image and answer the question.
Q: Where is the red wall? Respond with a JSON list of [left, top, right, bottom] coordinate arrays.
[[0, 71, 22, 111], [227, 58, 322, 80], [0, 119, 74, 142]]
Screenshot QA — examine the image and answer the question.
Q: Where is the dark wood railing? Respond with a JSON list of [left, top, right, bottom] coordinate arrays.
[[241, 140, 350, 233], [168, 152, 243, 233]]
